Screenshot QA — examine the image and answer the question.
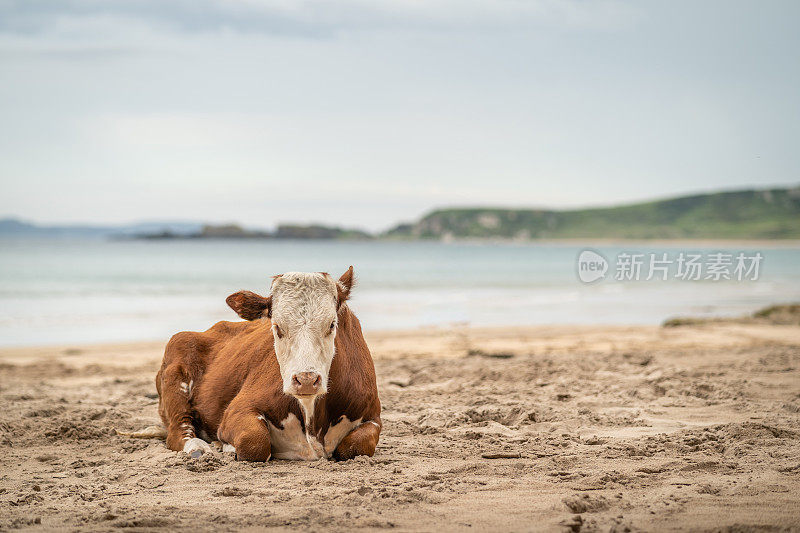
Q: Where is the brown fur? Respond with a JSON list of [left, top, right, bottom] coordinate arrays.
[[156, 282, 381, 462], [225, 290, 271, 320], [335, 266, 354, 307]]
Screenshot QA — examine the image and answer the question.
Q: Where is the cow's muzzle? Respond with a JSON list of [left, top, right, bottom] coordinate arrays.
[[291, 372, 322, 396]]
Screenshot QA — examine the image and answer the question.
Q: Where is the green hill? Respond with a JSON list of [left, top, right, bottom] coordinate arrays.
[[384, 187, 800, 240]]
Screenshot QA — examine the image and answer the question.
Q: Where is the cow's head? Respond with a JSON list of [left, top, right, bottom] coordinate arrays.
[[226, 267, 354, 399]]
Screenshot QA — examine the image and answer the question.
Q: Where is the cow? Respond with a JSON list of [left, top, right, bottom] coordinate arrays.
[[155, 267, 381, 461]]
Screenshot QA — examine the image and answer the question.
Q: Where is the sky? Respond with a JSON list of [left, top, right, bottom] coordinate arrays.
[[0, 1, 798, 231]]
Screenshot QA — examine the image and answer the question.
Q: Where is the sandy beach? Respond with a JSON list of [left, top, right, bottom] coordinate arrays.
[[1, 320, 799, 531]]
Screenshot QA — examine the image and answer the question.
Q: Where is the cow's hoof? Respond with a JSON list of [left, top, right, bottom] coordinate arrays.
[[221, 443, 236, 454], [183, 437, 213, 458]]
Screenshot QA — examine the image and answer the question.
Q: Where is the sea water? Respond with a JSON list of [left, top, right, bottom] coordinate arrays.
[[0, 238, 798, 346]]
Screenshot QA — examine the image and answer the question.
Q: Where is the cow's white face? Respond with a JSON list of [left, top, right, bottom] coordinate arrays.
[[269, 272, 339, 397], [226, 267, 354, 401]]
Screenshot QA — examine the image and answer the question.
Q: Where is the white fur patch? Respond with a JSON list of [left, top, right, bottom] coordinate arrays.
[[268, 413, 325, 461], [270, 272, 339, 395], [221, 443, 236, 454], [297, 396, 316, 430], [180, 380, 194, 396], [323, 416, 362, 456]]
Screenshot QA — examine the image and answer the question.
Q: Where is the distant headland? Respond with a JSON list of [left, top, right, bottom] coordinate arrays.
[[2, 186, 799, 241], [138, 223, 372, 240]]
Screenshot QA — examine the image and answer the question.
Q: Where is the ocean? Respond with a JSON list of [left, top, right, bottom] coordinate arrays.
[[1, 238, 798, 347]]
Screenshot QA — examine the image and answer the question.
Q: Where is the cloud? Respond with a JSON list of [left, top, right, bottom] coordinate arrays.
[[0, 0, 637, 39]]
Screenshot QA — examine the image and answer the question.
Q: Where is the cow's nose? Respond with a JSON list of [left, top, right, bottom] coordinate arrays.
[[292, 372, 321, 396]]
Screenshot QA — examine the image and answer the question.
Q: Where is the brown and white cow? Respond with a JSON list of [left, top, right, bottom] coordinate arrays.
[[155, 267, 381, 461]]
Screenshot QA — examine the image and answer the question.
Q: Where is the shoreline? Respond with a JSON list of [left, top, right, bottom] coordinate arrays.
[[3, 321, 799, 364], [382, 237, 800, 248], [4, 235, 800, 247]]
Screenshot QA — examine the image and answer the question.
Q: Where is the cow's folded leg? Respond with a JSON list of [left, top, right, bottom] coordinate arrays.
[[217, 409, 271, 462], [157, 362, 206, 454], [333, 419, 381, 461]]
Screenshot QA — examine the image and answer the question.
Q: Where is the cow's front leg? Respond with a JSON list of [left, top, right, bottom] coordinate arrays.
[[157, 362, 212, 457], [217, 407, 272, 462], [333, 418, 381, 461]]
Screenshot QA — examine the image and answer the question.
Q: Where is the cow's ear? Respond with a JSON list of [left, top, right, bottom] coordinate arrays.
[[226, 291, 271, 320], [337, 266, 355, 307]]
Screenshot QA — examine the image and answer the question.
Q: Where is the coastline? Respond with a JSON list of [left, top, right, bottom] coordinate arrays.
[[115, 236, 800, 248], [380, 237, 800, 248], [3, 321, 800, 363]]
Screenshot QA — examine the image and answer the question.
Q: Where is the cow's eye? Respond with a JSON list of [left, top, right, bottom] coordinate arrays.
[[274, 325, 284, 339], [329, 322, 335, 333]]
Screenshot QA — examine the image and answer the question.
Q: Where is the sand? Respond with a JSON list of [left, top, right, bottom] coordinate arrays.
[[1, 322, 799, 531]]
